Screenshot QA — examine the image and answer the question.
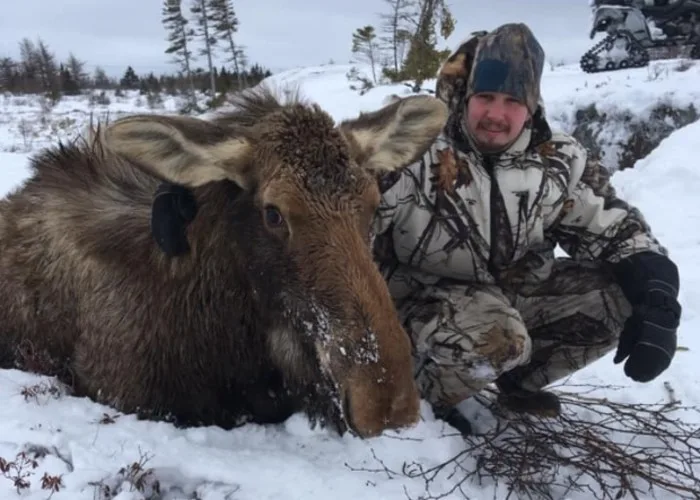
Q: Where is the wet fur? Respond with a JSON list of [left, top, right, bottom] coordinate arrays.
[[0, 86, 447, 434]]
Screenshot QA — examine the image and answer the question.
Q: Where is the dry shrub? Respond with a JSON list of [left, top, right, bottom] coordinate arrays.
[[348, 382, 700, 500]]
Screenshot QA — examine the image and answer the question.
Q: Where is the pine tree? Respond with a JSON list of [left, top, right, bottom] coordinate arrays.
[[16, 38, 59, 96], [66, 53, 87, 90], [144, 72, 162, 93], [217, 65, 231, 93], [93, 66, 111, 89], [18, 38, 40, 93], [351, 26, 380, 83], [190, 0, 217, 95], [208, 0, 245, 89], [120, 66, 140, 89], [60, 65, 80, 95], [0, 57, 19, 92], [400, 0, 455, 88], [378, 0, 416, 77], [35, 39, 60, 99], [235, 45, 249, 87], [162, 0, 197, 108]]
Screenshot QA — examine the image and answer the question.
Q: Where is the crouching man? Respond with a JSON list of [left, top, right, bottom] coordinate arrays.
[[370, 22, 681, 434]]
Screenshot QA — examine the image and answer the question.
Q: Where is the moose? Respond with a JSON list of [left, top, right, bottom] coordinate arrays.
[[0, 86, 448, 438]]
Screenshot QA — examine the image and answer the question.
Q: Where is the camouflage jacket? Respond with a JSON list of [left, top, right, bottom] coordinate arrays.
[[371, 107, 667, 297]]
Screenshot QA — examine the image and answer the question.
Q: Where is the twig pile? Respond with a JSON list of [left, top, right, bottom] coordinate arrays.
[[349, 382, 700, 500]]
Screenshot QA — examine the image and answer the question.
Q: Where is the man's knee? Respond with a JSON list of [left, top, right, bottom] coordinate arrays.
[[501, 259, 634, 392], [467, 314, 532, 374], [402, 284, 532, 406]]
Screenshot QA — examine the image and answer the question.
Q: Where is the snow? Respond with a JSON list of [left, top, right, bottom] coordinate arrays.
[[1, 59, 699, 499]]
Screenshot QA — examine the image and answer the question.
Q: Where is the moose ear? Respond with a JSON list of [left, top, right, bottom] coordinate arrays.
[[103, 114, 255, 189], [338, 95, 448, 173]]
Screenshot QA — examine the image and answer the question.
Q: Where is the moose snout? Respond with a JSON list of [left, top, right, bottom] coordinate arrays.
[[342, 366, 421, 438]]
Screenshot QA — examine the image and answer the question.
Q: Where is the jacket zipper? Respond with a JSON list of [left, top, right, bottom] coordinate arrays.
[[484, 156, 499, 279]]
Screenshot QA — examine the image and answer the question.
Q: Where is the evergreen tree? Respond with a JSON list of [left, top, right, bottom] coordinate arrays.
[[18, 38, 41, 93], [35, 38, 60, 99], [0, 33, 272, 98], [160, 74, 179, 95], [378, 0, 415, 77], [190, 0, 217, 94], [217, 65, 231, 92], [93, 66, 111, 89], [400, 0, 455, 88], [120, 66, 140, 89], [162, 0, 197, 107], [60, 65, 80, 95], [66, 53, 87, 89], [236, 44, 249, 87], [351, 26, 380, 83], [208, 0, 246, 88], [248, 63, 271, 81], [0, 57, 19, 92], [18, 38, 60, 96], [145, 72, 162, 93]]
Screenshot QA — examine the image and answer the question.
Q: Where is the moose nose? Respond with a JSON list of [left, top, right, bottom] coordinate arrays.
[[390, 380, 421, 427], [341, 377, 421, 438]]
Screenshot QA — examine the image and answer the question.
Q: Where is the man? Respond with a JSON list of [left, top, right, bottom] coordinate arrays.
[[149, 23, 682, 436]]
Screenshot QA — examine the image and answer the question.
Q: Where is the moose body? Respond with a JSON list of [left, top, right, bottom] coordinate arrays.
[[0, 87, 448, 437]]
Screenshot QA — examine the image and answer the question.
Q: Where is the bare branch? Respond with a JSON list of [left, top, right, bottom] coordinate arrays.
[[346, 383, 700, 499]]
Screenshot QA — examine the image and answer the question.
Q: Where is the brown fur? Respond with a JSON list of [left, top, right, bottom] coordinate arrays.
[[434, 148, 459, 194], [435, 34, 484, 111], [0, 85, 448, 438]]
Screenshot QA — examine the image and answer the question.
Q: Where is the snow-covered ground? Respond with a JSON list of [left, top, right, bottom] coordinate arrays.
[[0, 59, 699, 499]]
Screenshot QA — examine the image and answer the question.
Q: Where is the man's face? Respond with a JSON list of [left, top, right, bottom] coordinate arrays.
[[464, 92, 530, 153]]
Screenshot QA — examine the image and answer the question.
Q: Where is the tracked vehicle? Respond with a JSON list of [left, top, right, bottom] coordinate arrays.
[[580, 0, 700, 73]]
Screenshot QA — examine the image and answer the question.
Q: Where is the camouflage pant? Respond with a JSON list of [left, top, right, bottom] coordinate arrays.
[[388, 258, 632, 413]]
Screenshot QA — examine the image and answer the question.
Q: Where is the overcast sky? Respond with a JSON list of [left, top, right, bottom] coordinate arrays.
[[1, 0, 596, 77]]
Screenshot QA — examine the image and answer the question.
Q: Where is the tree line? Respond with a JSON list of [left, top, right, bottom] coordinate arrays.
[[1, 0, 458, 105], [348, 0, 456, 93], [0, 0, 272, 110]]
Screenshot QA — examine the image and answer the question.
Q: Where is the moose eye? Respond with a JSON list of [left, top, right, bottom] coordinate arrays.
[[264, 205, 284, 227]]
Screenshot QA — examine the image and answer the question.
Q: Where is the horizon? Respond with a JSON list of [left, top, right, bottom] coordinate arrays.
[[1, 0, 597, 78]]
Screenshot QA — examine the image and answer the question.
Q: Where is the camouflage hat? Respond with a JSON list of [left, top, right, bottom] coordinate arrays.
[[467, 23, 545, 114], [436, 23, 545, 115]]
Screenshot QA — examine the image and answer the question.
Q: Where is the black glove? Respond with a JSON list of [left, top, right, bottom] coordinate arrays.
[[151, 182, 198, 257], [611, 251, 681, 382]]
